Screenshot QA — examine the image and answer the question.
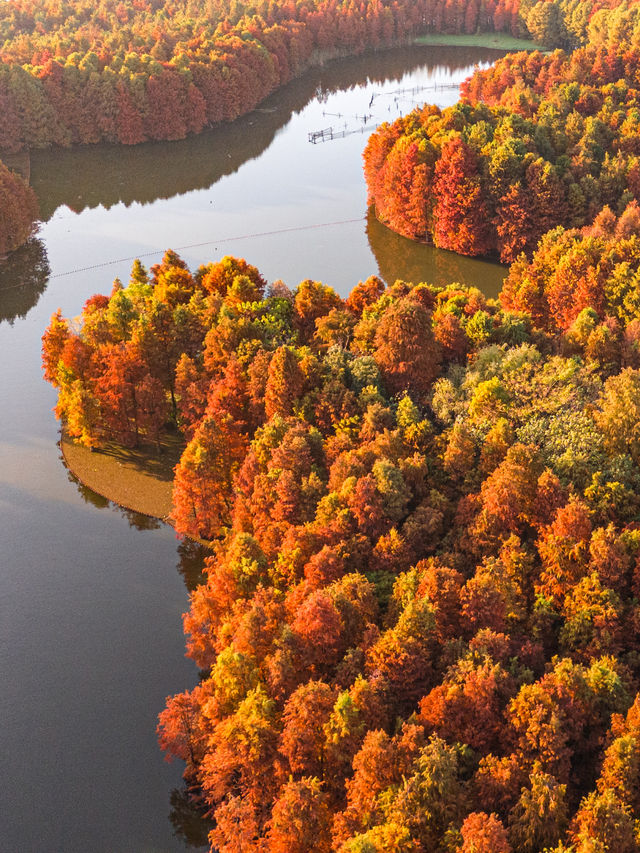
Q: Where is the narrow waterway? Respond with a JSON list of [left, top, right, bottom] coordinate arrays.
[[0, 45, 506, 851]]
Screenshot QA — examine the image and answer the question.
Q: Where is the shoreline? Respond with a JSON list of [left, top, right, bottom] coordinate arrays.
[[10, 34, 539, 157], [413, 33, 543, 52], [370, 206, 507, 267], [60, 430, 216, 547], [60, 430, 179, 525]]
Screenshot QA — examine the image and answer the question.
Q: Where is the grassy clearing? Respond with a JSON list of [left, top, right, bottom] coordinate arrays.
[[61, 430, 183, 523], [414, 32, 543, 52]]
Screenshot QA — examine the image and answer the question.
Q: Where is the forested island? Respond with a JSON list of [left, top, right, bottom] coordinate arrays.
[[35, 0, 640, 851], [0, 0, 607, 254], [43, 202, 640, 850], [365, 1, 640, 262]]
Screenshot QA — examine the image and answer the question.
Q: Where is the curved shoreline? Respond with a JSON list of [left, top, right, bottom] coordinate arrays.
[[13, 34, 539, 156], [60, 430, 179, 525], [370, 205, 505, 266], [61, 431, 216, 547]]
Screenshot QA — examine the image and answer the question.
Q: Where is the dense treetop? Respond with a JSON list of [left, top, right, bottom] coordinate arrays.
[[364, 0, 640, 261], [42, 209, 640, 847], [38, 0, 640, 849], [0, 0, 618, 150]]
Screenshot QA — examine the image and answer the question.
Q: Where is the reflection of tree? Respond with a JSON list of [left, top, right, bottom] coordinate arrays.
[[176, 539, 209, 593], [0, 236, 50, 325], [59, 446, 110, 510], [366, 208, 506, 298], [168, 785, 213, 850], [31, 45, 500, 221], [116, 506, 162, 531]]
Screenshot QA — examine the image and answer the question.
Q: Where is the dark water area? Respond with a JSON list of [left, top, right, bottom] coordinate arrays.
[[0, 45, 506, 851], [0, 238, 50, 325], [366, 209, 505, 300]]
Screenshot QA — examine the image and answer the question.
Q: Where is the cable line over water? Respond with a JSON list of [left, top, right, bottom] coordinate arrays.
[[33, 216, 365, 284]]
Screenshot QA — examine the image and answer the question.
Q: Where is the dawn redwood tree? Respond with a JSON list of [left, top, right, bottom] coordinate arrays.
[[172, 413, 246, 539], [265, 777, 332, 853], [293, 279, 343, 343], [345, 275, 385, 317], [41, 308, 70, 385], [208, 795, 261, 853], [458, 812, 512, 853], [432, 136, 493, 257], [264, 346, 304, 419], [494, 181, 537, 263], [536, 498, 593, 603], [175, 353, 208, 437], [157, 685, 212, 780], [56, 376, 102, 448], [94, 340, 149, 447], [471, 443, 546, 547], [199, 256, 266, 298], [200, 685, 279, 823], [373, 297, 441, 399], [508, 769, 569, 853], [136, 373, 169, 451], [333, 727, 417, 845], [419, 657, 517, 753], [279, 680, 337, 778], [570, 789, 639, 852], [291, 589, 345, 672]]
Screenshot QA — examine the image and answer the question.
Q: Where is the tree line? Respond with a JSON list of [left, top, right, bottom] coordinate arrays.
[[364, 0, 640, 262], [0, 0, 607, 152], [42, 214, 640, 848], [0, 0, 624, 252]]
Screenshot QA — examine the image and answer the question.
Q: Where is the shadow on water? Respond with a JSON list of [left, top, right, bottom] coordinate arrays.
[[169, 785, 214, 850], [0, 236, 50, 325], [59, 446, 165, 530], [177, 539, 210, 593], [58, 444, 209, 587], [30, 45, 501, 221], [117, 505, 164, 531], [366, 208, 507, 298]]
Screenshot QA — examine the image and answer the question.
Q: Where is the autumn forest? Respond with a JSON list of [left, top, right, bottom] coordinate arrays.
[[29, 0, 640, 851]]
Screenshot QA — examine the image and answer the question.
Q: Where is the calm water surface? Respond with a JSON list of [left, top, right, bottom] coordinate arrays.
[[0, 46, 506, 851]]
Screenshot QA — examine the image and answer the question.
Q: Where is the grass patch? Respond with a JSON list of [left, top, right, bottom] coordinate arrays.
[[61, 430, 184, 523], [414, 33, 543, 52]]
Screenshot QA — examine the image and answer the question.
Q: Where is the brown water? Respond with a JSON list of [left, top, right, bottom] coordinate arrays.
[[0, 45, 506, 852]]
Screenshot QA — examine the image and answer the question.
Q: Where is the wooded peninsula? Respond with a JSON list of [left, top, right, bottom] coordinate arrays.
[[33, 0, 640, 851]]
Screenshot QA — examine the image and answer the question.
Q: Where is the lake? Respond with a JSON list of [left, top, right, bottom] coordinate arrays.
[[0, 44, 506, 851]]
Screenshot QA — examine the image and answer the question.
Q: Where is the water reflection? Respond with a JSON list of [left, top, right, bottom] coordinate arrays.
[[169, 786, 214, 849], [59, 441, 209, 590], [59, 447, 110, 511], [117, 506, 164, 531], [30, 46, 499, 221], [177, 540, 210, 593], [0, 237, 50, 325], [366, 208, 507, 298]]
